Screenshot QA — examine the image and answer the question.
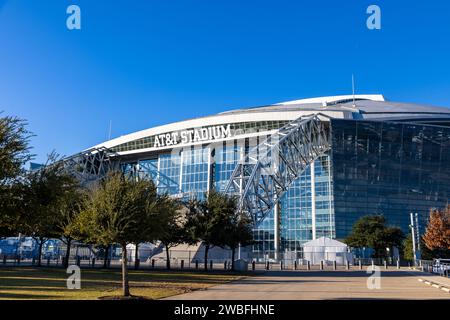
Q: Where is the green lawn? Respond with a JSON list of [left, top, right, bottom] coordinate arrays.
[[0, 267, 246, 300]]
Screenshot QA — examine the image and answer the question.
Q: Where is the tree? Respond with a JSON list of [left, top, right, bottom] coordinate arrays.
[[158, 197, 186, 270], [55, 185, 85, 268], [402, 233, 433, 261], [220, 208, 254, 271], [126, 179, 162, 270], [345, 215, 404, 259], [0, 115, 33, 183], [20, 157, 75, 266], [0, 182, 25, 238], [423, 206, 450, 258], [77, 172, 164, 297], [0, 115, 33, 238], [184, 191, 230, 270]]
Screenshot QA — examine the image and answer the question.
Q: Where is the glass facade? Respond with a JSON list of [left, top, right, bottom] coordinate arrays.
[[213, 142, 243, 192], [121, 135, 335, 259], [117, 117, 450, 259], [315, 155, 335, 239], [279, 166, 313, 252], [331, 119, 450, 239], [277, 154, 335, 253], [158, 153, 181, 195], [180, 147, 210, 200]]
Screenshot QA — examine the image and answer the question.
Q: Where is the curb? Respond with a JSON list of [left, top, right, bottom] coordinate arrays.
[[418, 278, 450, 294]]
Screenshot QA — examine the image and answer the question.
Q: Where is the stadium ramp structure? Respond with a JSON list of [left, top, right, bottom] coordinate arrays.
[[59, 147, 121, 185], [225, 113, 331, 226]]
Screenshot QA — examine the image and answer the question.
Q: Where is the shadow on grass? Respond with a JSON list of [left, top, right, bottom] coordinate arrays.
[[0, 291, 59, 299], [0, 267, 245, 300]]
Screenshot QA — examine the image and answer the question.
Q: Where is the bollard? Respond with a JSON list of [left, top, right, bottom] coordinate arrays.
[[151, 259, 155, 269], [396, 260, 400, 270], [92, 258, 96, 268], [252, 261, 256, 271], [333, 260, 337, 270], [195, 260, 199, 270], [76, 256, 80, 267], [280, 261, 283, 270], [224, 261, 227, 270], [384, 260, 387, 270], [359, 260, 362, 270], [408, 262, 411, 269], [266, 261, 270, 270], [181, 260, 184, 269], [320, 260, 324, 270], [210, 260, 213, 270], [294, 260, 298, 270], [371, 260, 375, 270], [346, 260, 350, 270], [307, 260, 311, 270], [47, 258, 50, 266]]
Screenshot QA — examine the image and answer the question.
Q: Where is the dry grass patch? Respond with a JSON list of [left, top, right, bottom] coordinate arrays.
[[0, 267, 246, 300]]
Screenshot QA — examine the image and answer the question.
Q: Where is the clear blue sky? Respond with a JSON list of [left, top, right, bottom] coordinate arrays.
[[1, 0, 450, 163]]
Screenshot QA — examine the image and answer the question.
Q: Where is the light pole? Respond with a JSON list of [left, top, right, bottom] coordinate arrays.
[[410, 213, 417, 266]]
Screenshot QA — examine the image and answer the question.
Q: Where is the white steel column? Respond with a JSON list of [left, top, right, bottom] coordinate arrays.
[[157, 156, 161, 190], [311, 161, 316, 240], [178, 150, 184, 194], [273, 200, 280, 260], [206, 147, 211, 193], [327, 156, 334, 238]]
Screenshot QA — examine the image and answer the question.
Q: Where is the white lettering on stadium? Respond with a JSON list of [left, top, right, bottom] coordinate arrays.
[[154, 124, 232, 148]]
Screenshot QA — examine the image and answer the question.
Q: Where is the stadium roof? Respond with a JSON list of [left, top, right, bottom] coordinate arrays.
[[220, 94, 450, 120], [92, 94, 450, 152]]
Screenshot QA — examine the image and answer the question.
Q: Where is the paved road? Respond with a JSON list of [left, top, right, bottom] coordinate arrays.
[[166, 269, 450, 300]]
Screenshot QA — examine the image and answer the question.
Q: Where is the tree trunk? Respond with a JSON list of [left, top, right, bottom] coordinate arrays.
[[37, 238, 44, 267], [103, 245, 109, 269], [165, 244, 171, 270], [121, 244, 130, 297], [231, 247, 236, 271], [204, 244, 209, 271], [134, 243, 139, 270], [64, 237, 72, 268]]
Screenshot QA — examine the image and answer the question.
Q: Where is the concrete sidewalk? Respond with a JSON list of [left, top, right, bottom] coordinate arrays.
[[165, 269, 450, 300], [407, 269, 450, 293]]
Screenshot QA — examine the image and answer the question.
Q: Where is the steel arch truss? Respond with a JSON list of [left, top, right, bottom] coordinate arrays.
[[61, 147, 120, 184], [225, 114, 331, 226]]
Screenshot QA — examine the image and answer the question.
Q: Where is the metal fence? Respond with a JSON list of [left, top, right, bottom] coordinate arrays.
[[419, 259, 450, 278], [2, 238, 448, 274], [0, 252, 408, 272]]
